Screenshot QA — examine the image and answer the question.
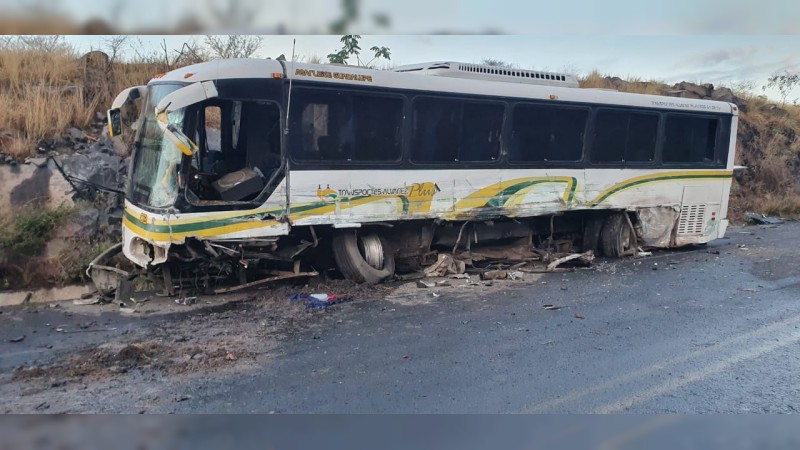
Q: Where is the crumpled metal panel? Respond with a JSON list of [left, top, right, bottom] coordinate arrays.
[[637, 206, 680, 248]]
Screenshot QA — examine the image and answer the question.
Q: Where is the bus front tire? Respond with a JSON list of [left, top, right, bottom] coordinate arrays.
[[332, 230, 395, 284], [600, 213, 634, 258]]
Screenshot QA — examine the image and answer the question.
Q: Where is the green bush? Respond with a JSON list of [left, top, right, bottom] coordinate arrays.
[[0, 205, 73, 258]]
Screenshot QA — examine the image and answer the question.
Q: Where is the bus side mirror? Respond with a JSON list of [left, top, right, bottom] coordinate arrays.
[[108, 108, 122, 137]]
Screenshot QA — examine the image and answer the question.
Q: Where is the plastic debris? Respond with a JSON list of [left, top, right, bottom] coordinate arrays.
[[574, 313, 585, 319], [289, 293, 353, 309]]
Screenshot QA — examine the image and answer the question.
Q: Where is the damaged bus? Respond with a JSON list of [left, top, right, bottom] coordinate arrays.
[[103, 58, 738, 292]]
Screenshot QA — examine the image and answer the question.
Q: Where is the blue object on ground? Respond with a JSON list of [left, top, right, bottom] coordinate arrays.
[[289, 293, 353, 309]]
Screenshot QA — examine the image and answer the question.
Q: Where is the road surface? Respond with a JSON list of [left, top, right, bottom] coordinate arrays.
[[1, 222, 799, 413]]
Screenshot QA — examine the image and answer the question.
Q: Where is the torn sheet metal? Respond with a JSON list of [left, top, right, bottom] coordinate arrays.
[[86, 243, 130, 296], [636, 206, 680, 248]]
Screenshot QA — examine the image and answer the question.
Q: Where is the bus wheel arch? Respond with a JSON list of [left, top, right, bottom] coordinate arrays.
[[332, 229, 396, 284], [600, 212, 637, 258]]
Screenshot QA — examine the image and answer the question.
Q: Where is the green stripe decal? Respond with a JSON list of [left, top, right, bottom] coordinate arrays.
[[484, 178, 577, 210], [590, 174, 731, 207]]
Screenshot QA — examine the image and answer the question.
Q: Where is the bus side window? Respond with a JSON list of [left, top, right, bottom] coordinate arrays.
[[591, 109, 658, 164], [663, 115, 719, 164], [411, 97, 503, 163], [509, 104, 587, 162], [291, 88, 403, 163]]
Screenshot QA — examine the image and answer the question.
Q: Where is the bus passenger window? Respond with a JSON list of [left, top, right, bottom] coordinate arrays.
[[290, 89, 402, 162], [663, 115, 719, 163], [509, 104, 587, 162], [591, 110, 658, 163], [411, 98, 503, 163], [204, 106, 222, 153]]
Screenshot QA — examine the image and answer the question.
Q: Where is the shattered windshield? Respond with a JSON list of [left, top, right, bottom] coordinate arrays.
[[130, 83, 186, 209]]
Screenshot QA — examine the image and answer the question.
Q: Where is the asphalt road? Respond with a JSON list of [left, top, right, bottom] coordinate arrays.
[[2, 222, 799, 413]]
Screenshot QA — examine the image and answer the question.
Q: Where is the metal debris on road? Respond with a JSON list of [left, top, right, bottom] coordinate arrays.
[[73, 297, 101, 306], [424, 254, 467, 277], [481, 270, 508, 280], [9, 335, 25, 343], [745, 212, 784, 225], [175, 296, 197, 305]]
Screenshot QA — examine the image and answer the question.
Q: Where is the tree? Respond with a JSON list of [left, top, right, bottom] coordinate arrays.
[[103, 35, 128, 63], [14, 35, 70, 52], [204, 35, 263, 59], [327, 35, 390, 67], [764, 71, 800, 105]]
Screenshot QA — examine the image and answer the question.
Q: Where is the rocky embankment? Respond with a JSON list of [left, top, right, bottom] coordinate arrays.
[[0, 119, 128, 244]]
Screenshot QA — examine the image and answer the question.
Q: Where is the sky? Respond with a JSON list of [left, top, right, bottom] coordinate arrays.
[[25, 0, 800, 35], [64, 35, 800, 102], [7, 0, 795, 101]]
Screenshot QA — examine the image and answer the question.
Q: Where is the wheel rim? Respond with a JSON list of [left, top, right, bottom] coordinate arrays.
[[357, 233, 384, 270], [619, 220, 632, 252]]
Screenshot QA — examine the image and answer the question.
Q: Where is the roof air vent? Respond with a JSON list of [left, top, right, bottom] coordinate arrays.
[[393, 61, 579, 88]]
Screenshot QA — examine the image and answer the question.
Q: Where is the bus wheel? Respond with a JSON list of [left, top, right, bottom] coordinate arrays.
[[332, 230, 396, 284], [600, 213, 634, 257], [581, 215, 605, 254]]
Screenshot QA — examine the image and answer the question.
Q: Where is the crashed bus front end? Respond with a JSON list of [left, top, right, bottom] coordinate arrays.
[[108, 59, 318, 294]]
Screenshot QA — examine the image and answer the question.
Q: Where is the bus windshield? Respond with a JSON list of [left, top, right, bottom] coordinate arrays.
[[129, 83, 187, 209]]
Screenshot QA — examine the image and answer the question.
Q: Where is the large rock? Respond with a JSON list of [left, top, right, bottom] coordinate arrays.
[[673, 81, 713, 98], [603, 76, 627, 90], [0, 159, 75, 214], [710, 87, 749, 112]]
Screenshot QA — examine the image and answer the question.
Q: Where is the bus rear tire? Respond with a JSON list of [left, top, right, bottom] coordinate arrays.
[[600, 213, 634, 258], [332, 230, 395, 284], [582, 215, 605, 254]]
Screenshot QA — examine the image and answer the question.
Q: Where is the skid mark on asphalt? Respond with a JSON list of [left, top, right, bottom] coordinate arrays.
[[519, 312, 800, 413]]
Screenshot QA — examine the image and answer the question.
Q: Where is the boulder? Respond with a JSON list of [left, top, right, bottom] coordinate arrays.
[[710, 87, 749, 112], [0, 159, 75, 214], [711, 87, 735, 103], [604, 76, 627, 90], [673, 81, 713, 98]]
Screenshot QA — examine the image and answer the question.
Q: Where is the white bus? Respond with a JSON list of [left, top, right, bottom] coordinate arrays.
[[106, 59, 737, 289]]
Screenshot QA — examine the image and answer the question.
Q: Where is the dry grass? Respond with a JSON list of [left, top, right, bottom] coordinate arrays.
[[731, 95, 800, 220], [579, 70, 668, 96], [0, 39, 180, 158], [0, 46, 89, 155]]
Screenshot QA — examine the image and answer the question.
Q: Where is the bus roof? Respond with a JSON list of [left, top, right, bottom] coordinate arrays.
[[153, 58, 736, 115]]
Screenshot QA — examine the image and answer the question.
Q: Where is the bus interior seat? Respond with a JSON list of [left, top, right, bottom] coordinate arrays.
[[211, 167, 265, 201]]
